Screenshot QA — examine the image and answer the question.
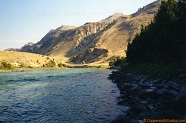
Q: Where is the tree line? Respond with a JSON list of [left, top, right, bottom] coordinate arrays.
[[126, 0, 186, 63]]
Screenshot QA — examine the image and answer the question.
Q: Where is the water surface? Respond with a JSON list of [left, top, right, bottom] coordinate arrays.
[[0, 68, 123, 123]]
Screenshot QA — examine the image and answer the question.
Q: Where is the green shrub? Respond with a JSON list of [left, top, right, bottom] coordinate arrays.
[[46, 57, 50, 60], [58, 63, 67, 67], [19, 62, 26, 68], [1, 61, 12, 69], [45, 59, 56, 67], [28, 66, 33, 68], [125, 62, 186, 80], [36, 60, 40, 64], [109, 56, 125, 67]]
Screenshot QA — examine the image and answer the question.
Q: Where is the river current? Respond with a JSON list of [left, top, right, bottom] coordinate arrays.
[[0, 68, 123, 123]]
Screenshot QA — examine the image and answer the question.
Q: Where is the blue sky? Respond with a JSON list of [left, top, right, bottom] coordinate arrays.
[[0, 0, 155, 50]]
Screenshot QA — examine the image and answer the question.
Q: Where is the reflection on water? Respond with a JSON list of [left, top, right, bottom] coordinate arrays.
[[0, 68, 123, 123]]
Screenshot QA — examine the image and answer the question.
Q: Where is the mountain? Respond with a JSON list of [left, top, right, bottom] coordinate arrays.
[[17, 0, 161, 64], [4, 48, 20, 52], [20, 42, 34, 52], [5, 42, 34, 52], [99, 13, 125, 24]]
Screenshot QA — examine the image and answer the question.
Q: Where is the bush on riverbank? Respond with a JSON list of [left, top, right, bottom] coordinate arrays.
[[58, 63, 67, 68], [109, 56, 125, 68], [44, 59, 56, 67], [121, 62, 186, 81], [0, 61, 12, 69]]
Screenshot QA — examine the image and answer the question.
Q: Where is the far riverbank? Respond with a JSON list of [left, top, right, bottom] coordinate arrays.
[[0, 63, 110, 73]]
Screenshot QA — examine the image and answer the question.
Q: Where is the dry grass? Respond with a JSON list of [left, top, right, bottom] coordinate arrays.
[[0, 51, 64, 69], [0, 51, 110, 72]]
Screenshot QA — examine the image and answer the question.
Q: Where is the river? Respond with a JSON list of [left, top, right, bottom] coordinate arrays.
[[0, 68, 124, 123]]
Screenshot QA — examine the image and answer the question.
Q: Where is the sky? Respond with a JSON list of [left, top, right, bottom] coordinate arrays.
[[0, 0, 155, 50]]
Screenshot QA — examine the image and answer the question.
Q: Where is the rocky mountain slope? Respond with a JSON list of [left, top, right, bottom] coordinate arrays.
[[13, 0, 161, 64]]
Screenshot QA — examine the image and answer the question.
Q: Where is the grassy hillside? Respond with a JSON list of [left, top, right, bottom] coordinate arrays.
[[0, 51, 67, 72]]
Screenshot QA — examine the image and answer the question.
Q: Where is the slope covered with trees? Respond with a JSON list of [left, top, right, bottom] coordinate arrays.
[[126, 0, 186, 63]]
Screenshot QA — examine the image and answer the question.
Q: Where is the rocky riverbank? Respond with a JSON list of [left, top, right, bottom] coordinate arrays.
[[109, 70, 186, 123]]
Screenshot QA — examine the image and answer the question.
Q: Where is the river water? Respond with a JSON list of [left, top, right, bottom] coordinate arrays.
[[0, 68, 123, 123]]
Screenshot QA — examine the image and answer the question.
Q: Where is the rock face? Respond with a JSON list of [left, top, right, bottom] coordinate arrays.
[[71, 48, 108, 63], [20, 42, 34, 52], [17, 0, 161, 64], [5, 42, 34, 52], [4, 48, 20, 51]]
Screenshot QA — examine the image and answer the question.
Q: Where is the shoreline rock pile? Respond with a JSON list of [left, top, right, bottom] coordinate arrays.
[[109, 70, 186, 123]]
